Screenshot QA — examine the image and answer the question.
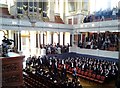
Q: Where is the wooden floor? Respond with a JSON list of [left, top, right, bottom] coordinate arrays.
[[79, 78, 115, 88], [68, 74, 115, 88]]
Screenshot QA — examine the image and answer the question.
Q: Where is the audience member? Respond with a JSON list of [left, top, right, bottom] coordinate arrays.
[[25, 53, 119, 84], [78, 32, 119, 51], [83, 7, 120, 23]]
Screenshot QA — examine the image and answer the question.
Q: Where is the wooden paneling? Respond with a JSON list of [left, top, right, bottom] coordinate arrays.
[[74, 18, 78, 24], [74, 34, 78, 45], [68, 19, 72, 24], [1, 54, 25, 87], [54, 16, 64, 24], [0, 7, 10, 15]]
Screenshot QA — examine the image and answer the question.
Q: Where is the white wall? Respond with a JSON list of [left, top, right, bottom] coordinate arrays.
[[69, 46, 119, 59], [0, 31, 4, 45]]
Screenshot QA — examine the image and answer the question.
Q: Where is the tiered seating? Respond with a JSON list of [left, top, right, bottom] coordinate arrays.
[[23, 70, 49, 88], [25, 55, 83, 88], [25, 53, 118, 87], [23, 67, 83, 88], [55, 53, 118, 84], [58, 65, 106, 84]]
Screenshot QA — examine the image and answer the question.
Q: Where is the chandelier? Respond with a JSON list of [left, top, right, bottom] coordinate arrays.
[[16, 1, 48, 27]]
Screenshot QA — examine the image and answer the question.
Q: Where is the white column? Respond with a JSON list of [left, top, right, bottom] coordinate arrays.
[[69, 46, 72, 52], [30, 31, 36, 55], [53, 32, 58, 45], [41, 32, 43, 44], [55, 0, 59, 13], [17, 31, 20, 51], [47, 31, 51, 44], [72, 32, 74, 46], [65, 0, 69, 16], [8, 30, 14, 47], [36, 32, 40, 55], [37, 32, 40, 48], [44, 32, 47, 45], [59, 0, 64, 19], [60, 32, 63, 45], [48, 0, 55, 21], [65, 32, 70, 45], [8, 30, 14, 40], [0, 31, 4, 45]]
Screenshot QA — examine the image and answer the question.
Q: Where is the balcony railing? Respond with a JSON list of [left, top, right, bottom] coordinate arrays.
[[74, 19, 119, 32], [0, 17, 73, 32]]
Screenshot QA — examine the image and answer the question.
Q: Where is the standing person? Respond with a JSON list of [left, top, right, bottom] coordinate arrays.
[[114, 34, 118, 49], [53, 58, 58, 77], [38, 56, 43, 69], [61, 64, 67, 80], [112, 7, 117, 20], [72, 67, 77, 81], [101, 16, 105, 21], [49, 58, 52, 74], [83, 16, 87, 23], [26, 55, 31, 70], [2, 36, 9, 56], [31, 56, 36, 67]]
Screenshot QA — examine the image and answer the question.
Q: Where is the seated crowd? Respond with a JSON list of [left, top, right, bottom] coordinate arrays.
[[62, 56, 118, 79], [40, 43, 69, 54], [25, 53, 118, 87], [83, 7, 120, 23], [25, 55, 83, 88], [78, 32, 119, 51]]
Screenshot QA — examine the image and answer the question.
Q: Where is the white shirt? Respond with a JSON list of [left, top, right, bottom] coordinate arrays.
[[40, 59, 42, 64], [64, 64, 66, 69], [72, 63, 74, 67], [82, 64, 85, 69], [55, 62, 57, 67], [62, 60, 64, 64], [50, 60, 52, 65], [112, 10, 117, 15]]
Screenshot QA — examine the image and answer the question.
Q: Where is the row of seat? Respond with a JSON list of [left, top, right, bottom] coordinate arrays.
[[23, 69, 61, 88], [58, 64, 106, 84], [24, 67, 84, 88], [23, 71, 49, 88]]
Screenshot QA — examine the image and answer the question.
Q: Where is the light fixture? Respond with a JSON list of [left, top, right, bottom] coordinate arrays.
[[85, 25, 87, 27], [92, 24, 95, 27], [80, 24, 83, 28], [48, 24, 52, 27], [12, 21, 17, 25]]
